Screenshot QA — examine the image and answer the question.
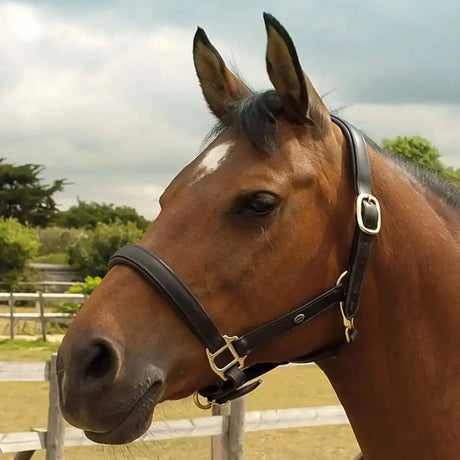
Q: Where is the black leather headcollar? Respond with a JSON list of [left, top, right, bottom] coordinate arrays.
[[108, 115, 381, 406]]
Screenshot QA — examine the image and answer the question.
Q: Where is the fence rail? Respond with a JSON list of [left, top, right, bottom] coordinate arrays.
[[0, 357, 349, 460], [0, 292, 84, 342], [1, 407, 348, 454], [0, 361, 50, 381], [0, 292, 85, 302]]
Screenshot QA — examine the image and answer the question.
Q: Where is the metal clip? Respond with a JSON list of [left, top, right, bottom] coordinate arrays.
[[339, 305, 356, 344], [193, 391, 215, 410], [335, 270, 356, 343], [205, 335, 246, 381]]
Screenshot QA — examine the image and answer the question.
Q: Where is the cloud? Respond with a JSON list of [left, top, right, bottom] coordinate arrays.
[[0, 1, 458, 220], [19, 0, 459, 105], [341, 103, 460, 168], [0, 3, 211, 218]]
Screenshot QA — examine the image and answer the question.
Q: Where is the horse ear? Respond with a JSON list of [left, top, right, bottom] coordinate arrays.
[[263, 13, 330, 132], [193, 27, 251, 120]]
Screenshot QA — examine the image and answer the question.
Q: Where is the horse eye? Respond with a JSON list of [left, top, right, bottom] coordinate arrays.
[[238, 191, 279, 217]]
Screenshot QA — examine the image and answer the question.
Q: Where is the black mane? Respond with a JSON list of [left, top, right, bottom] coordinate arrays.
[[205, 90, 459, 210], [206, 90, 282, 153]]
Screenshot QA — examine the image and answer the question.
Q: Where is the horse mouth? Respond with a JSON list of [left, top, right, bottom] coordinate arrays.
[[84, 381, 163, 444]]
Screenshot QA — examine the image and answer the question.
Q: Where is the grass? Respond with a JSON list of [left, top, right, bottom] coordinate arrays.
[[0, 339, 60, 360], [0, 339, 59, 351], [0, 345, 360, 459], [32, 252, 68, 264]]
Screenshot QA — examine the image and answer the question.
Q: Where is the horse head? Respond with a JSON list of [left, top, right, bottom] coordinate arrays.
[[57, 14, 360, 444]]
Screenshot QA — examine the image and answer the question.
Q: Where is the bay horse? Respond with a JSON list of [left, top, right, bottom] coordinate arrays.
[[57, 13, 460, 459]]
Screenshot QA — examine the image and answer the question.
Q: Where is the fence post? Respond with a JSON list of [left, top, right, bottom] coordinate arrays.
[[228, 397, 246, 460], [211, 403, 230, 460], [38, 291, 46, 342], [46, 353, 65, 460], [9, 292, 15, 340]]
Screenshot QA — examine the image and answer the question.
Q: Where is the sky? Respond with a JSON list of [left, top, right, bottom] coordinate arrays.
[[1, 1, 459, 218]]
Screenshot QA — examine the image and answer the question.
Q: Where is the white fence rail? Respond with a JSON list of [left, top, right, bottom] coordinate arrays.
[[0, 292, 84, 342], [0, 293, 85, 302], [0, 357, 349, 460], [0, 407, 348, 453], [0, 361, 50, 381]]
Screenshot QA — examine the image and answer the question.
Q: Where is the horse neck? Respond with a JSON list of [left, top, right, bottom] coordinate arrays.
[[320, 151, 460, 459]]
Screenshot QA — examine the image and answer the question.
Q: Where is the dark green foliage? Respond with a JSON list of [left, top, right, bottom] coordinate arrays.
[[57, 200, 149, 230], [67, 222, 143, 277], [382, 136, 460, 188], [0, 218, 40, 289], [0, 159, 66, 227]]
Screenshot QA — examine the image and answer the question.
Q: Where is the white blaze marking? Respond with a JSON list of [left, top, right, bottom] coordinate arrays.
[[194, 141, 234, 182]]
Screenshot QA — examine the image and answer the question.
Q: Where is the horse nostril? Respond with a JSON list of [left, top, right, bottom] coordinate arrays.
[[82, 338, 121, 385]]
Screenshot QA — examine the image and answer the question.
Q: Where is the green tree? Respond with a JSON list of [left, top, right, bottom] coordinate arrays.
[[57, 200, 149, 230], [0, 159, 66, 227], [67, 222, 143, 277], [382, 136, 460, 187], [443, 166, 460, 185], [0, 217, 40, 289]]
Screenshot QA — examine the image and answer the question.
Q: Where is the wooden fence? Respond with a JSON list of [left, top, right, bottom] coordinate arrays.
[[0, 292, 83, 341], [0, 356, 349, 460]]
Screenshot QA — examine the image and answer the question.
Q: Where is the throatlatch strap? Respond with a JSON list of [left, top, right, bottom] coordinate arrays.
[[331, 115, 380, 320], [344, 203, 379, 319]]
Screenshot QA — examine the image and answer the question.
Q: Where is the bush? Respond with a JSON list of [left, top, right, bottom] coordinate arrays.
[[55, 276, 102, 315], [67, 222, 143, 277], [57, 200, 149, 230], [37, 226, 85, 256], [0, 218, 40, 289], [68, 275, 102, 295], [33, 252, 68, 264]]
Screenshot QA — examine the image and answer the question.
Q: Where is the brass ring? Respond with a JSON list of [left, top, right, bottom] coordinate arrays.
[[193, 391, 214, 410]]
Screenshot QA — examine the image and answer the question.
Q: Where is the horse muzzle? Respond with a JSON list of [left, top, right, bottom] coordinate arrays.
[[57, 333, 165, 444]]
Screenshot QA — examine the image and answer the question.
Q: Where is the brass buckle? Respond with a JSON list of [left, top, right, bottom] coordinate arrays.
[[356, 193, 381, 235], [206, 335, 246, 381], [335, 270, 355, 343]]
